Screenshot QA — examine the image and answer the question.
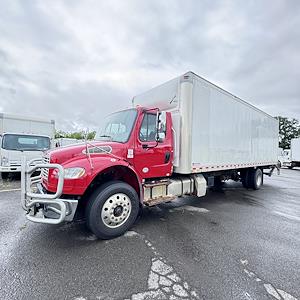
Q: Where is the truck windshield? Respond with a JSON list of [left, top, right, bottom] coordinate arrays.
[[2, 134, 50, 151], [95, 109, 137, 143]]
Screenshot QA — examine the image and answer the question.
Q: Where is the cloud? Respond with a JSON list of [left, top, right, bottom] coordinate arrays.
[[0, 0, 299, 132]]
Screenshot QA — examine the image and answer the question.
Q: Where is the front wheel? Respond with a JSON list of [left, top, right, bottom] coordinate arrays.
[[85, 181, 140, 239]]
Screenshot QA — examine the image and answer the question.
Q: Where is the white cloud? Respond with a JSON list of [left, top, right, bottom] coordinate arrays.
[[0, 0, 299, 131]]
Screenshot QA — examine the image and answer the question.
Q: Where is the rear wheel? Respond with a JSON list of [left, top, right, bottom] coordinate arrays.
[[241, 168, 263, 190], [85, 181, 140, 239], [248, 168, 263, 190]]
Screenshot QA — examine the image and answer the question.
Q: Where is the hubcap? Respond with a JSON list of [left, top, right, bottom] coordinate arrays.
[[101, 193, 132, 228], [113, 206, 123, 217], [256, 172, 262, 187]]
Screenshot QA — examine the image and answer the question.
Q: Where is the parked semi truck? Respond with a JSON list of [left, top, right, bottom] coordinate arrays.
[[0, 113, 55, 179], [282, 138, 300, 169], [21, 72, 279, 239]]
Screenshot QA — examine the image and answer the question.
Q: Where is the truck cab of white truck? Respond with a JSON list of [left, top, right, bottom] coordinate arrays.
[[278, 149, 291, 168], [283, 138, 300, 169], [0, 113, 55, 179]]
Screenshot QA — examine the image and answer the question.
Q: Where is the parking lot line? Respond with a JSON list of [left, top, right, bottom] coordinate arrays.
[[0, 188, 21, 193], [273, 211, 300, 222]]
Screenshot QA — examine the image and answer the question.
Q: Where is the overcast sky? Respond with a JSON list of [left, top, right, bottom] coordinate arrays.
[[0, 0, 299, 132]]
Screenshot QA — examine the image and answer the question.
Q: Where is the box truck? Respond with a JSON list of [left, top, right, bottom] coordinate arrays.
[[283, 138, 300, 169], [0, 113, 55, 179], [21, 72, 278, 239]]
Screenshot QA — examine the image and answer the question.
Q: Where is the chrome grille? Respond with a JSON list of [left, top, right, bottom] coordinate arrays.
[[41, 154, 50, 180]]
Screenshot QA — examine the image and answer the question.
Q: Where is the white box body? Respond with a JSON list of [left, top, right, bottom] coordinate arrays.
[[0, 113, 55, 137], [133, 71, 278, 174]]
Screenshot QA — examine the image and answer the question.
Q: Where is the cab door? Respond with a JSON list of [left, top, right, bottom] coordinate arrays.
[[134, 111, 173, 179]]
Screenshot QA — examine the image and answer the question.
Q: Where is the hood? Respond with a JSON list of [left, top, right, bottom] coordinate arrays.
[[47, 141, 128, 165]]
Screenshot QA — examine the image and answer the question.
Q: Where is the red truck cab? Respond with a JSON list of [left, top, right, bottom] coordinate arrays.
[[37, 107, 173, 238], [43, 107, 173, 193]]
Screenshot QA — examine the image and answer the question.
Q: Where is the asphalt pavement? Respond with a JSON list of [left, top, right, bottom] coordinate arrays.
[[0, 168, 299, 300]]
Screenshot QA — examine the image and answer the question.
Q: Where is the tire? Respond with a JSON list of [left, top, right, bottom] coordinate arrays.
[[1, 172, 9, 180], [248, 168, 263, 190], [85, 180, 140, 239]]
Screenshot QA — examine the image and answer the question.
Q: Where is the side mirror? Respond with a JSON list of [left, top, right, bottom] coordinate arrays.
[[156, 111, 167, 142]]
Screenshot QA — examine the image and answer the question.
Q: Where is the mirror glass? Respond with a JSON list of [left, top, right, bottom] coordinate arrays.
[[156, 111, 167, 142]]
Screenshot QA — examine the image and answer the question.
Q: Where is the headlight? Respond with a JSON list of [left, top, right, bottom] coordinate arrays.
[[1, 156, 9, 166], [64, 167, 86, 179]]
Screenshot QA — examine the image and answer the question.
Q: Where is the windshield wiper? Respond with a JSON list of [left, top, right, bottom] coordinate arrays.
[[98, 134, 113, 141], [5, 148, 20, 151], [17, 148, 41, 151]]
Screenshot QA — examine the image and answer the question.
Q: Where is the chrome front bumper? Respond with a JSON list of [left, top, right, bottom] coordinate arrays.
[[21, 157, 78, 225]]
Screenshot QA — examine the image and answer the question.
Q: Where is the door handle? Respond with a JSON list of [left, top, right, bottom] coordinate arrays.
[[164, 151, 171, 163]]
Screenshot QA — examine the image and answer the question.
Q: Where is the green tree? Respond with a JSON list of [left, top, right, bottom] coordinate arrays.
[[54, 130, 66, 139], [87, 131, 96, 140], [54, 130, 96, 140], [275, 116, 300, 149]]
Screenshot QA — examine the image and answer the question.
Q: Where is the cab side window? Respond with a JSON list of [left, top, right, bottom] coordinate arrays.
[[139, 113, 157, 142]]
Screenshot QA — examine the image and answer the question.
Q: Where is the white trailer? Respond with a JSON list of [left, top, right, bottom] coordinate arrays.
[[0, 113, 55, 179], [133, 71, 278, 188]]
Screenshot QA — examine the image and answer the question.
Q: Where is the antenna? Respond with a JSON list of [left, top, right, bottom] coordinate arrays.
[[84, 128, 94, 170]]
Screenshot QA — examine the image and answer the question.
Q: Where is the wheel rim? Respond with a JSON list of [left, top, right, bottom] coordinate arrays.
[[101, 193, 132, 228], [256, 171, 262, 187]]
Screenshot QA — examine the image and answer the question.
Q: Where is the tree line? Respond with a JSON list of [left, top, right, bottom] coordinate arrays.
[[275, 116, 300, 149], [55, 130, 96, 140], [54, 116, 300, 150]]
